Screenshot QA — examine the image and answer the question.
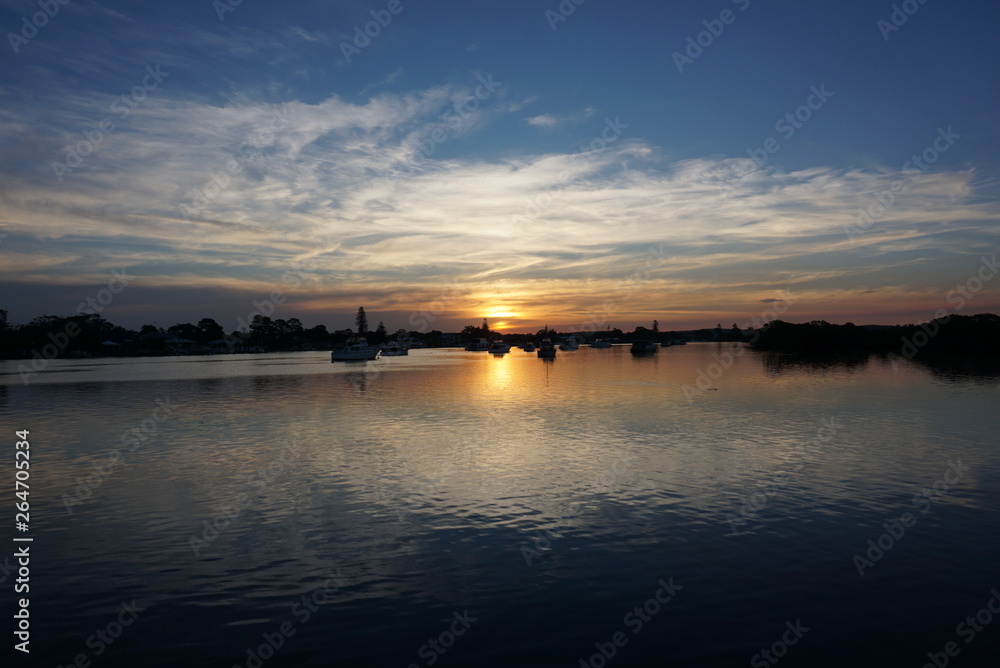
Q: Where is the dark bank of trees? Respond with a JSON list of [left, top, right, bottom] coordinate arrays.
[[749, 314, 1000, 358], [0, 310, 117, 358], [0, 306, 445, 359], [5, 305, 996, 361]]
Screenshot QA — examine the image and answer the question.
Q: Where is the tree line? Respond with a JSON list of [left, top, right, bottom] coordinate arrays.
[[0, 306, 445, 359], [748, 314, 1000, 358]]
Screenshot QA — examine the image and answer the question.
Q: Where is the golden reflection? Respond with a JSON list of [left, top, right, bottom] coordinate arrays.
[[484, 353, 515, 393]]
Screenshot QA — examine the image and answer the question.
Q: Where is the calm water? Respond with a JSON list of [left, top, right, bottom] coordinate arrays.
[[1, 344, 999, 667]]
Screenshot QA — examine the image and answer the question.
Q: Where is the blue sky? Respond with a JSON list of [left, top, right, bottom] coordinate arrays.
[[1, 0, 998, 333]]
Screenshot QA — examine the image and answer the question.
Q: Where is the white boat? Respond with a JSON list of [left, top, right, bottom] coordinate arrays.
[[331, 337, 380, 361], [559, 336, 581, 351], [590, 339, 612, 348], [488, 340, 511, 355], [380, 342, 409, 356], [465, 338, 490, 351]]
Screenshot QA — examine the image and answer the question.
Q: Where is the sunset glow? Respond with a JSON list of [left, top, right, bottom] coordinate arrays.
[[0, 2, 997, 333]]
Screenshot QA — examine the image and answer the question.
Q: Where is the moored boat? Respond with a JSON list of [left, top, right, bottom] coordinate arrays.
[[331, 337, 380, 361], [630, 340, 657, 355], [521, 342, 536, 352], [488, 339, 511, 355], [465, 338, 490, 351], [537, 338, 557, 358], [380, 342, 409, 356], [590, 339, 612, 348], [559, 336, 581, 351]]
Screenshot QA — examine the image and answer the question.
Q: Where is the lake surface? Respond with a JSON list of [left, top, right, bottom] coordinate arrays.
[[2, 344, 999, 667]]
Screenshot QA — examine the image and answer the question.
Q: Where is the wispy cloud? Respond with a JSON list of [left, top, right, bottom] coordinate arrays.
[[1, 69, 997, 328], [524, 106, 597, 131]]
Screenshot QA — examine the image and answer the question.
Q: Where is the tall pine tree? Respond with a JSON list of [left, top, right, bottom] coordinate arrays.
[[355, 306, 369, 336]]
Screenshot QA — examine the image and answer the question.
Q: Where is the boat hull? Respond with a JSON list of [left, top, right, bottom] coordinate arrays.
[[331, 352, 379, 361], [331, 343, 380, 361]]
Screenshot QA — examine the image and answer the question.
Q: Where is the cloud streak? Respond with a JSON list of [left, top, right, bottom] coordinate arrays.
[[1, 75, 998, 329]]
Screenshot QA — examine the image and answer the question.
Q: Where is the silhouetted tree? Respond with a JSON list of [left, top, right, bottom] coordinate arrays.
[[631, 325, 655, 341], [355, 307, 369, 335], [304, 324, 330, 348], [167, 323, 201, 341], [374, 321, 388, 344], [249, 315, 275, 345], [462, 320, 495, 340], [197, 318, 224, 342]]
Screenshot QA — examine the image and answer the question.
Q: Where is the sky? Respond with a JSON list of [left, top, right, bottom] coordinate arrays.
[[1, 0, 998, 334]]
